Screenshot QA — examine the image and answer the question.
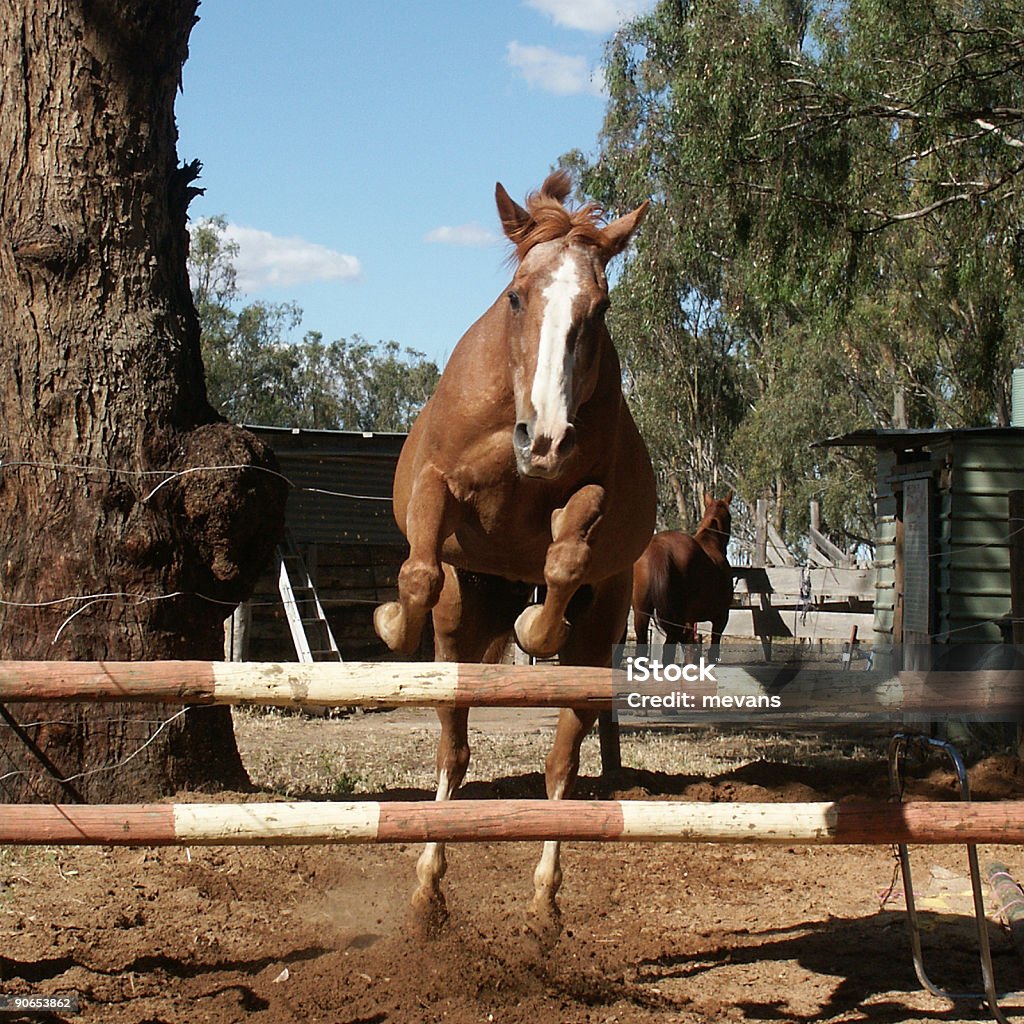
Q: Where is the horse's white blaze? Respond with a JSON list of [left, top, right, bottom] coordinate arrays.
[[531, 253, 580, 439]]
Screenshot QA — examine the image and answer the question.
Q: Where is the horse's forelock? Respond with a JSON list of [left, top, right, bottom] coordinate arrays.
[[506, 176, 607, 265], [539, 169, 573, 203]]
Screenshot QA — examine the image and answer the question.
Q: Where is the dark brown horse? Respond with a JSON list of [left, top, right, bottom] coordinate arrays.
[[374, 171, 655, 933], [631, 492, 734, 661]]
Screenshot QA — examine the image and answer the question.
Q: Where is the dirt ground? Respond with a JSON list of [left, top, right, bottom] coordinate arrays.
[[3, 708, 1024, 1024]]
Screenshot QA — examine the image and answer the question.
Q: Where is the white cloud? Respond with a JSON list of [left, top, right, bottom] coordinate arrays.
[[525, 0, 652, 33], [506, 41, 605, 96], [424, 223, 501, 248], [222, 224, 361, 291]]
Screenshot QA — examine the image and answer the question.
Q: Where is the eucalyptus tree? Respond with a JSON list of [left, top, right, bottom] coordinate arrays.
[[0, 2, 286, 800], [574, 0, 1024, 548], [189, 219, 441, 432]]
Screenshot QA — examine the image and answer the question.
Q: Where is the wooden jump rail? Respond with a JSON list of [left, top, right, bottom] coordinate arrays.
[[3, 661, 1019, 1018], [0, 660, 1020, 717], [0, 660, 613, 709], [1, 660, 1020, 848], [3, 799, 1024, 848]]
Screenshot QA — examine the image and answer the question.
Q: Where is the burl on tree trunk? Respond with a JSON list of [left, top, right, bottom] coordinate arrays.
[[0, 2, 288, 800]]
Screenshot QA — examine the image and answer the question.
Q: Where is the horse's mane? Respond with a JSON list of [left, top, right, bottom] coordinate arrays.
[[507, 170, 606, 263]]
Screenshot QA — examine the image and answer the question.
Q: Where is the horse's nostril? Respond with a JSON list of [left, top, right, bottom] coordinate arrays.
[[556, 426, 577, 459], [513, 421, 531, 451]]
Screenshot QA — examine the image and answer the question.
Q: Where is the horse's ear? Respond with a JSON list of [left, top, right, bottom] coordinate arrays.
[[495, 182, 532, 242], [724, 491, 734, 505], [703, 491, 713, 508], [600, 200, 649, 261]]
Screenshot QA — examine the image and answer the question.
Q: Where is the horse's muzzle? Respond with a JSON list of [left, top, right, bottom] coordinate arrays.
[[513, 420, 577, 478]]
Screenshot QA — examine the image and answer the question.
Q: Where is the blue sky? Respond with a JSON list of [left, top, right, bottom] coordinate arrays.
[[176, 0, 654, 368]]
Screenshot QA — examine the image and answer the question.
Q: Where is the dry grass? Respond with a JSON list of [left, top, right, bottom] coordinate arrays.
[[231, 707, 888, 799]]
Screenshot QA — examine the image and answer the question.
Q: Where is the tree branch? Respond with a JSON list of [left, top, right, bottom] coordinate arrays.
[[975, 118, 1024, 148]]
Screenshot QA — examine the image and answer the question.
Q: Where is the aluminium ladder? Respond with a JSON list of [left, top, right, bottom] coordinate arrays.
[[276, 530, 342, 664]]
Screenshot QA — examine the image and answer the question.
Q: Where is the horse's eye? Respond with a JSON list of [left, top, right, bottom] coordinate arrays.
[[508, 291, 522, 312]]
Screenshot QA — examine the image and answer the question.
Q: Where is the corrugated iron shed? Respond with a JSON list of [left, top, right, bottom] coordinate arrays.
[[244, 425, 405, 547]]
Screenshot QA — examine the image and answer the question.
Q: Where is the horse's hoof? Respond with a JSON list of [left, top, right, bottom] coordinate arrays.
[[410, 887, 449, 938], [514, 605, 569, 659], [374, 602, 418, 655], [373, 601, 402, 647], [524, 899, 562, 951]]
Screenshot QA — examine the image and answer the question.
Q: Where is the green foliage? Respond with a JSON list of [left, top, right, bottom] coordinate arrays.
[[572, 0, 1024, 550], [188, 219, 439, 432]]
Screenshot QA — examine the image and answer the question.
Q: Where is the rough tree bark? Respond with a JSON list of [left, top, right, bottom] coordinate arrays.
[[0, 1, 288, 801]]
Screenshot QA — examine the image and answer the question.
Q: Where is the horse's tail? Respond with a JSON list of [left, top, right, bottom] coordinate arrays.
[[640, 546, 674, 635]]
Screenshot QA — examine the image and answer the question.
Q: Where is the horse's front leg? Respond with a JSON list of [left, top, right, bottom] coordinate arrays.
[[374, 465, 454, 655], [514, 484, 605, 658]]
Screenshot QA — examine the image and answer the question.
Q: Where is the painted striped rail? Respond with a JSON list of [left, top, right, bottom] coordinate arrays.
[[2, 799, 1024, 847]]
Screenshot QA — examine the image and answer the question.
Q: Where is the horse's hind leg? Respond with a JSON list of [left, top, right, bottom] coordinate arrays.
[[709, 613, 728, 663], [527, 705, 597, 940], [374, 465, 454, 655], [630, 560, 652, 651], [412, 704, 469, 931], [515, 484, 605, 658], [412, 566, 518, 931], [632, 605, 652, 653], [631, 586, 652, 653], [527, 567, 632, 939]]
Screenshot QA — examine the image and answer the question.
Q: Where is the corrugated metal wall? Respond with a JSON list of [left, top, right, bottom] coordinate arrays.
[[240, 426, 414, 660], [246, 425, 405, 546]]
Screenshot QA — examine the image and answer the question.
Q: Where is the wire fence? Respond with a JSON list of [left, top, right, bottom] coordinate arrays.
[[0, 456, 1021, 795]]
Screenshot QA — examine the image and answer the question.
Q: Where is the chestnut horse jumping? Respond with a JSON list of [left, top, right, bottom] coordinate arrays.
[[374, 172, 655, 932], [631, 493, 734, 661]]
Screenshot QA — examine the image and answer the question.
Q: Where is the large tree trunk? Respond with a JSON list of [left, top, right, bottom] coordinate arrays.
[[0, 2, 287, 801]]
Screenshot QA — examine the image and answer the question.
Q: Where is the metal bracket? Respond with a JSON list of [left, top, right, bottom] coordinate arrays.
[[888, 732, 1023, 1022]]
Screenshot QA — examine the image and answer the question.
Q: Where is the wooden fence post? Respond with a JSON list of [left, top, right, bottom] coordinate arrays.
[[753, 499, 772, 661]]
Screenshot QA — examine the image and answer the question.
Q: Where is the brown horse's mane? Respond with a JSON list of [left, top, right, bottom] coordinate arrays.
[[506, 170, 606, 263]]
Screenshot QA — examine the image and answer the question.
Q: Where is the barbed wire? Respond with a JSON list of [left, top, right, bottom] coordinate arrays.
[[2, 582, 1020, 648], [924, 521, 1024, 562], [0, 700, 359, 796], [0, 707, 190, 788], [2, 454, 1022, 648], [0, 591, 383, 612], [3, 715, 210, 729], [50, 591, 206, 645], [0, 587, 389, 648], [0, 590, 240, 645], [0, 457, 393, 503]]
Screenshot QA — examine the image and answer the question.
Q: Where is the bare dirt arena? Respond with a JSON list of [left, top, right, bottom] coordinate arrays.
[[3, 707, 1024, 1024]]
